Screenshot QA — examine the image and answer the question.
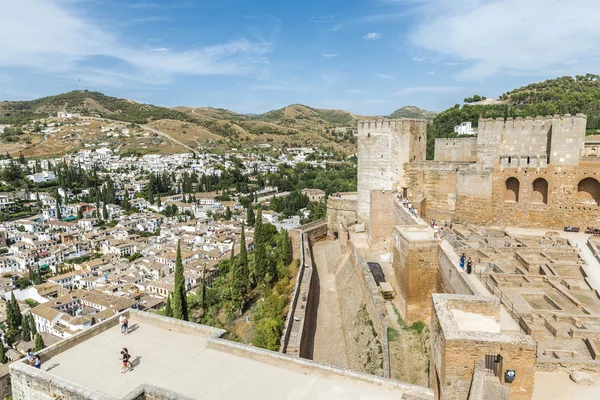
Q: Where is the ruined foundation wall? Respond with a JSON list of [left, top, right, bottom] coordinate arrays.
[[326, 194, 357, 234], [336, 241, 390, 377]]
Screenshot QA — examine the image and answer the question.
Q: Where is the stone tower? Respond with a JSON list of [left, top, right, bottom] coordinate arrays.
[[357, 119, 427, 223]]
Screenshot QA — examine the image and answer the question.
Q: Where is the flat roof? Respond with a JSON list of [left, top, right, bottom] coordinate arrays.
[[31, 312, 428, 399]]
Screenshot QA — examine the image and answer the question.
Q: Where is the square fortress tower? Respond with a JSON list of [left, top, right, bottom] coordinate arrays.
[[357, 119, 427, 223]]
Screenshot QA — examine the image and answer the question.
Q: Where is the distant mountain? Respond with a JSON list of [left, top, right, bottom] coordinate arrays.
[[389, 106, 437, 120], [0, 92, 366, 157]]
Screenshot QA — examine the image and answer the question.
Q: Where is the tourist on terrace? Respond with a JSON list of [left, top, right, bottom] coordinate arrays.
[[460, 254, 466, 269], [466, 258, 473, 274]]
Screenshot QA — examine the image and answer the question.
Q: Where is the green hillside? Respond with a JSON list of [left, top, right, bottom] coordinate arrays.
[[427, 74, 600, 159], [0, 91, 192, 125], [389, 106, 437, 120]]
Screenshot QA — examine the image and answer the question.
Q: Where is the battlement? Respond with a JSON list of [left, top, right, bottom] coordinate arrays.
[[478, 114, 587, 132], [357, 119, 428, 135]]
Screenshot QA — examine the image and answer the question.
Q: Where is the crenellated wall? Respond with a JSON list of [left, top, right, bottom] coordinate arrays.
[[434, 137, 477, 162]]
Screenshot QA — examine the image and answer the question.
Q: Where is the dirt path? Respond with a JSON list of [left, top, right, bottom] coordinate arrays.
[[306, 240, 349, 368]]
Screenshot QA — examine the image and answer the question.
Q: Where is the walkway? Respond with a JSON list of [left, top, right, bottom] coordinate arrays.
[[306, 240, 349, 368], [440, 240, 520, 332]]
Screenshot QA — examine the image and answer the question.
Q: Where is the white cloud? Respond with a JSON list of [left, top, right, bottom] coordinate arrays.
[[322, 53, 341, 58], [428, 69, 435, 75], [393, 86, 462, 96], [409, 0, 600, 79], [374, 73, 394, 80], [0, 0, 270, 85], [150, 48, 170, 54], [412, 56, 426, 62], [345, 89, 363, 93], [444, 62, 460, 66], [363, 32, 383, 41]]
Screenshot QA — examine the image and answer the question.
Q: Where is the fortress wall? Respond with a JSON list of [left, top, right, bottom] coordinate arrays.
[[326, 194, 357, 234], [434, 137, 477, 162], [357, 119, 427, 223], [454, 168, 494, 224], [490, 165, 600, 228], [497, 117, 551, 158], [549, 114, 587, 166], [368, 190, 395, 246], [405, 162, 467, 223], [392, 225, 440, 323]]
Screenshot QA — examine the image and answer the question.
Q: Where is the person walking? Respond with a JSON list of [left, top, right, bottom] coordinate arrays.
[[120, 350, 131, 373], [466, 258, 473, 274], [460, 253, 466, 269], [34, 356, 41, 369], [119, 315, 128, 335]]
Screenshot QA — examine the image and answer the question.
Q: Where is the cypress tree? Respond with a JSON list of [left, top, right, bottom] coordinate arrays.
[[29, 313, 38, 337], [103, 203, 109, 221], [239, 223, 248, 279], [77, 207, 83, 220], [22, 312, 31, 341], [34, 333, 44, 351], [10, 292, 22, 330], [0, 344, 6, 364], [229, 239, 235, 269], [254, 209, 266, 285], [225, 206, 231, 220], [96, 194, 102, 222], [279, 229, 291, 266], [171, 241, 188, 321], [246, 204, 255, 226], [164, 294, 173, 318]]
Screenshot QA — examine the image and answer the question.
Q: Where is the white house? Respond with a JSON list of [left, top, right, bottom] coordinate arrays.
[[454, 122, 477, 136]]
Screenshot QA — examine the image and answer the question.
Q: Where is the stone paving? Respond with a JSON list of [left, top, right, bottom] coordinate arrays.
[[44, 319, 411, 399]]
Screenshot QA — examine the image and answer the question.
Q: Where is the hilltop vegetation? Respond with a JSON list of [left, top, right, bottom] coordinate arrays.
[[389, 106, 437, 120], [427, 74, 600, 159], [0, 91, 192, 125]]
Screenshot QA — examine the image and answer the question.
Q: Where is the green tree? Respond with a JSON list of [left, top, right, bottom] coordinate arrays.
[[254, 209, 266, 285], [29, 313, 37, 338], [19, 152, 25, 165], [22, 312, 31, 341], [77, 207, 83, 220], [239, 223, 248, 283], [278, 229, 291, 266], [164, 294, 173, 318], [0, 344, 6, 364], [34, 333, 44, 351], [251, 318, 283, 351], [225, 206, 231, 220], [9, 292, 22, 332], [171, 241, 188, 321], [246, 204, 255, 226], [103, 203, 109, 221]]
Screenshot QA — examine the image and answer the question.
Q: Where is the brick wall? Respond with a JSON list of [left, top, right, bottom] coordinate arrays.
[[393, 226, 440, 323]]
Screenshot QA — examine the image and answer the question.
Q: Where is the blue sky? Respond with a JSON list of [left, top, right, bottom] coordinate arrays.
[[2, 0, 600, 115]]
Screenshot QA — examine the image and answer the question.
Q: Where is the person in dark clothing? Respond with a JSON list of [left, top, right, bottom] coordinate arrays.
[[460, 253, 466, 269], [466, 258, 473, 274]]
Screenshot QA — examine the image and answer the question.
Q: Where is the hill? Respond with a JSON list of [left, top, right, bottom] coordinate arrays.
[[0, 91, 192, 125], [427, 74, 600, 159], [0, 90, 442, 157], [389, 106, 437, 120]]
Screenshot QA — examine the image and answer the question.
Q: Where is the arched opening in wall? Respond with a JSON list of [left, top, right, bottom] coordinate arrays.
[[577, 177, 600, 206], [532, 178, 549, 204], [505, 177, 520, 202]]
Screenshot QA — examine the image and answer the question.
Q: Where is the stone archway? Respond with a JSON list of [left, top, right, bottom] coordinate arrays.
[[505, 177, 520, 202], [532, 178, 548, 204], [577, 177, 600, 205]]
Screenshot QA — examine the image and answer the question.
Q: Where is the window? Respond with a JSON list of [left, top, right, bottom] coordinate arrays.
[[504, 177, 520, 202]]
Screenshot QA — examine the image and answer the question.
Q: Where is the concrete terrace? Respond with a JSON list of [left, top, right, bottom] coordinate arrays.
[[10, 310, 433, 400]]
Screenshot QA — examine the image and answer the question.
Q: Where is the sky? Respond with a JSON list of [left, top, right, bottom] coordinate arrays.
[[1, 0, 600, 115]]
